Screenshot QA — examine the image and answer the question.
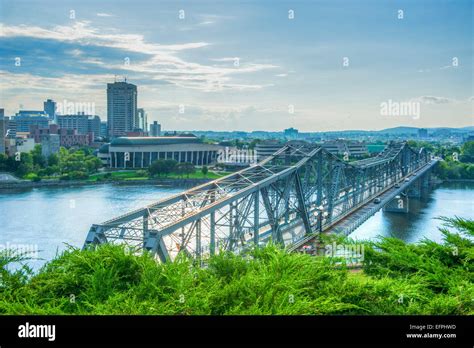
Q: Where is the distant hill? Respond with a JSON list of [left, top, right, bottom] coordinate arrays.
[[379, 126, 474, 134]]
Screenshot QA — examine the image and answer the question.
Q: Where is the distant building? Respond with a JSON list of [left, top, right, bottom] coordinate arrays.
[[0, 109, 4, 155], [41, 134, 60, 158], [16, 110, 47, 117], [4, 117, 16, 138], [137, 108, 148, 133], [103, 135, 220, 168], [43, 99, 56, 121], [255, 140, 285, 161], [30, 124, 93, 148], [418, 128, 428, 139], [149, 121, 161, 137], [100, 121, 108, 138], [87, 116, 101, 139], [284, 127, 299, 139], [107, 81, 137, 138], [16, 138, 35, 153], [14, 114, 49, 132], [57, 113, 101, 139], [320, 140, 368, 157], [57, 113, 88, 134]]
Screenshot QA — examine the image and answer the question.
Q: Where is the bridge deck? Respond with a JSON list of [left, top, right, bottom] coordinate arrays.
[[288, 159, 438, 251]]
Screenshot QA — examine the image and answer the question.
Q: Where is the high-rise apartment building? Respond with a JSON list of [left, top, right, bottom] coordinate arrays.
[[107, 81, 137, 138]]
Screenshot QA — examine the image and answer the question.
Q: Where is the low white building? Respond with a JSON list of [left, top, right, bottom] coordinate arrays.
[[101, 136, 221, 169]]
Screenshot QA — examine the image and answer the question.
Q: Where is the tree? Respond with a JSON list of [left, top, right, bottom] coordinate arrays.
[[460, 141, 474, 163], [47, 154, 59, 167], [31, 144, 46, 168], [175, 162, 195, 178], [148, 159, 177, 177], [201, 165, 208, 177]]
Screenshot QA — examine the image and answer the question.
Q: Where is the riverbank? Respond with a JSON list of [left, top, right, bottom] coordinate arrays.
[[0, 177, 212, 190]]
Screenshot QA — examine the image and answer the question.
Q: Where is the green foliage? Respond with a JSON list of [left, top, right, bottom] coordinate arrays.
[[1, 218, 472, 315], [148, 159, 178, 177], [0, 146, 102, 180], [201, 165, 208, 177], [434, 160, 474, 180], [175, 162, 195, 178], [460, 141, 474, 163]]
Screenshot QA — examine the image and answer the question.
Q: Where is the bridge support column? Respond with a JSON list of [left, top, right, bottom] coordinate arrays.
[[407, 179, 422, 198], [383, 194, 409, 213], [143, 231, 170, 263], [83, 225, 108, 249], [253, 191, 260, 246]]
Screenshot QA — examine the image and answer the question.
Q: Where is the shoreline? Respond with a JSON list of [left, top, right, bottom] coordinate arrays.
[[0, 177, 212, 190]]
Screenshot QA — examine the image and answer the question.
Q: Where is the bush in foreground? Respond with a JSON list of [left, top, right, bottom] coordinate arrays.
[[0, 218, 472, 315]]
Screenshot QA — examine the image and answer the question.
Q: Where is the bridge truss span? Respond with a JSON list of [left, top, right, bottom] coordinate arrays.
[[84, 141, 433, 262]]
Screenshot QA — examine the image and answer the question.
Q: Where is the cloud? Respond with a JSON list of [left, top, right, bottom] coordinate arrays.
[[0, 21, 278, 92], [211, 57, 239, 62], [97, 13, 114, 17], [415, 96, 454, 104]]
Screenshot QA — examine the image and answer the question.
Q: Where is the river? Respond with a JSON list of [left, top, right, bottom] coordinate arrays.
[[0, 182, 472, 269]]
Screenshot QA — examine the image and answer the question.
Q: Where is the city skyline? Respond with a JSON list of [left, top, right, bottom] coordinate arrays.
[[0, 0, 472, 131]]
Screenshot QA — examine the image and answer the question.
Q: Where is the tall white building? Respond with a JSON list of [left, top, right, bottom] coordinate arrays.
[[107, 81, 137, 138], [137, 108, 147, 132]]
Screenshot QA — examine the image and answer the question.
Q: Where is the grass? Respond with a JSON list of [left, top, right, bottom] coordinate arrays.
[[87, 170, 228, 182], [0, 217, 472, 315]]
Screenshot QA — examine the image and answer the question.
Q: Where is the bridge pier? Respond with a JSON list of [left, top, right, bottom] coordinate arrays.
[[383, 194, 409, 213], [83, 225, 108, 249]]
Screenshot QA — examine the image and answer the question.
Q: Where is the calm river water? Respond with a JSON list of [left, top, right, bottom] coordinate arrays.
[[0, 182, 472, 269]]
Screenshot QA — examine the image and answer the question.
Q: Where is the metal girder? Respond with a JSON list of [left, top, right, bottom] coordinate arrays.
[[83, 141, 432, 262]]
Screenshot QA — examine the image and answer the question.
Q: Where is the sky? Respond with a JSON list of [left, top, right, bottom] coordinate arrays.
[[0, 0, 472, 132]]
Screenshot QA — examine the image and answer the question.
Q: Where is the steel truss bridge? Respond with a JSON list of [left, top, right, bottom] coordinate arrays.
[[84, 141, 437, 262]]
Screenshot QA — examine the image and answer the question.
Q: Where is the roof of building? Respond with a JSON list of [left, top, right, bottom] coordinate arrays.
[[110, 136, 201, 146], [98, 143, 110, 153]]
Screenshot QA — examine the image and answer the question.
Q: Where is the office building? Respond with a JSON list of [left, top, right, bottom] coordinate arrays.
[[14, 114, 49, 132], [418, 128, 428, 139], [87, 115, 101, 139], [30, 124, 93, 148], [320, 140, 368, 157], [107, 81, 137, 138], [150, 121, 161, 137], [4, 117, 16, 138], [41, 134, 60, 158], [43, 99, 56, 121], [57, 113, 101, 139], [100, 121, 108, 138], [137, 108, 148, 133], [255, 140, 285, 161]]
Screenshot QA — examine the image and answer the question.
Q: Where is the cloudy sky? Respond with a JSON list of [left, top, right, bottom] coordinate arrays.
[[0, 0, 472, 131]]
